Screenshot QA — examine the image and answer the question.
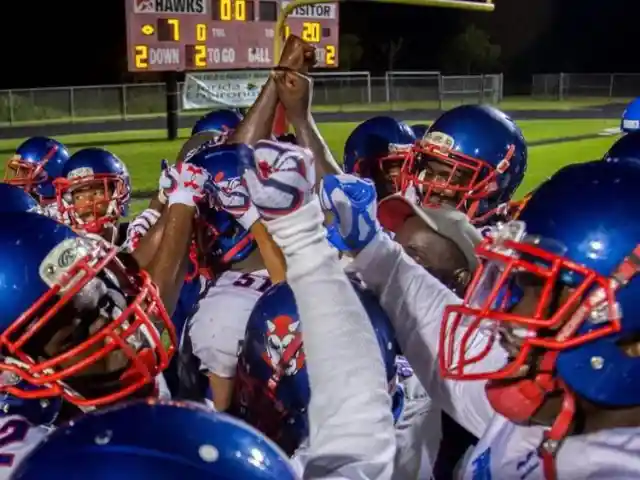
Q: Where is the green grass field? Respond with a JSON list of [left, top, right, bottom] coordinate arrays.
[[0, 118, 621, 218]]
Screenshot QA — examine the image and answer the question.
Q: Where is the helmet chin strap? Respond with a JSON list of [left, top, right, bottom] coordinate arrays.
[[484, 351, 576, 480]]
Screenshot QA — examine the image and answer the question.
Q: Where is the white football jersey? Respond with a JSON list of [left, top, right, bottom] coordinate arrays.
[[462, 415, 640, 479], [0, 415, 51, 479], [188, 269, 271, 378]]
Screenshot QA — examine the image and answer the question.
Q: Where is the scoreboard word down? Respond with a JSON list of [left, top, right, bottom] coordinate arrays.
[[126, 0, 340, 71]]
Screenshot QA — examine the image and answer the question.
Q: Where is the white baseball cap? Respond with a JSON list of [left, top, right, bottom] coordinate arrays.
[[377, 194, 481, 270]]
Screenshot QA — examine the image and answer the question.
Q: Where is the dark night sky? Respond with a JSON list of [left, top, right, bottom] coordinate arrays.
[[1, 0, 638, 90]]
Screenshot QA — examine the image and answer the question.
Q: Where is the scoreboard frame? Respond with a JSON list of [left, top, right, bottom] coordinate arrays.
[[125, 0, 340, 72]]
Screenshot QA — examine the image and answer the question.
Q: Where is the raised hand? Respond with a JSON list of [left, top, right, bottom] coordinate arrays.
[[209, 152, 260, 230], [164, 162, 211, 207], [278, 35, 316, 73], [319, 174, 381, 251], [240, 139, 316, 221], [273, 69, 312, 122]]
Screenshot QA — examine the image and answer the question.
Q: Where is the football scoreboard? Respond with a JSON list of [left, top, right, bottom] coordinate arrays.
[[125, 0, 340, 71]]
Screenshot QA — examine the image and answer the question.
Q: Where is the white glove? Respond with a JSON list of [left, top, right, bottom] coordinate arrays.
[[164, 162, 211, 207], [241, 140, 316, 221]]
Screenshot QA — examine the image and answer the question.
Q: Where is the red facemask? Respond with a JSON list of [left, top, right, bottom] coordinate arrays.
[[55, 174, 129, 235], [0, 236, 176, 408]]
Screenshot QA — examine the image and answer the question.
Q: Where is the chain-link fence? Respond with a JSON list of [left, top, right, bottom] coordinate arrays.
[[0, 71, 505, 126], [531, 73, 640, 100]]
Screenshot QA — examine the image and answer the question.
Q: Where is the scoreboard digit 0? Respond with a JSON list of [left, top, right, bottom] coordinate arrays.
[[125, 0, 340, 71]]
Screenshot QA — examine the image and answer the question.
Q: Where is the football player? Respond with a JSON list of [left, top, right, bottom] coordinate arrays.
[[322, 161, 640, 478], [0, 183, 43, 215], [230, 279, 440, 479], [12, 400, 297, 479], [240, 138, 399, 479], [0, 212, 175, 476], [401, 104, 528, 226], [54, 147, 131, 245], [621, 96, 640, 134], [0, 161, 210, 476], [3, 136, 70, 217], [343, 116, 416, 200], [175, 143, 271, 412]]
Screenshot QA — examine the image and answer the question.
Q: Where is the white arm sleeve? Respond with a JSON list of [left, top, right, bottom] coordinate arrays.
[[266, 198, 396, 480], [350, 232, 504, 439]]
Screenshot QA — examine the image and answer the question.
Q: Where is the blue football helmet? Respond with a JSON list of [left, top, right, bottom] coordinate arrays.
[[401, 105, 527, 223], [343, 116, 416, 200], [187, 143, 257, 268], [440, 160, 640, 433], [0, 212, 175, 409], [603, 130, 640, 167], [621, 97, 640, 134], [12, 399, 296, 479], [410, 123, 429, 140], [230, 278, 399, 456], [4, 137, 70, 202], [192, 109, 244, 138], [0, 183, 42, 215], [55, 148, 131, 234]]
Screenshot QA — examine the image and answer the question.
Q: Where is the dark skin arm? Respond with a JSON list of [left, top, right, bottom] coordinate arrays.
[[131, 212, 169, 270], [274, 70, 342, 184], [143, 204, 195, 317], [230, 35, 316, 146], [147, 194, 166, 213], [228, 79, 279, 145]]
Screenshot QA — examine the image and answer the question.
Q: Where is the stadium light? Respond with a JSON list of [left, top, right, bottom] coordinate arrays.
[[274, 0, 495, 61]]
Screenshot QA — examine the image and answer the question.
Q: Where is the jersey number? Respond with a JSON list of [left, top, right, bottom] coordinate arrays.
[[232, 273, 271, 292], [0, 419, 29, 466]]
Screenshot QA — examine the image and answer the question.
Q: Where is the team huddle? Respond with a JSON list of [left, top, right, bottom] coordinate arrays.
[[0, 35, 639, 479]]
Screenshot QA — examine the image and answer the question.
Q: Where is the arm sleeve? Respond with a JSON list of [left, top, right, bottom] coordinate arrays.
[[266, 198, 396, 480], [350, 232, 505, 439]]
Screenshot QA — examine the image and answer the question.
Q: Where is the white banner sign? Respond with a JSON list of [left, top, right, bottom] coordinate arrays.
[[182, 71, 271, 110]]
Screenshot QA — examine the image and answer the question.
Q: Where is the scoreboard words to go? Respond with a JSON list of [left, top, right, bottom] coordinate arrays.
[[125, 0, 340, 71]]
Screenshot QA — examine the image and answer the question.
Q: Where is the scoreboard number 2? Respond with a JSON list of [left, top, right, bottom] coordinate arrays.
[[326, 45, 336, 65], [195, 45, 207, 67], [135, 45, 148, 69]]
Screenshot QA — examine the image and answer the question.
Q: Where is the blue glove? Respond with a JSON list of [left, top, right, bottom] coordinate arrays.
[[319, 174, 381, 251]]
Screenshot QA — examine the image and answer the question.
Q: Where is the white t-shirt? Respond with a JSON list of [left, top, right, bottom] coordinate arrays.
[[188, 269, 271, 378], [0, 415, 51, 479]]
